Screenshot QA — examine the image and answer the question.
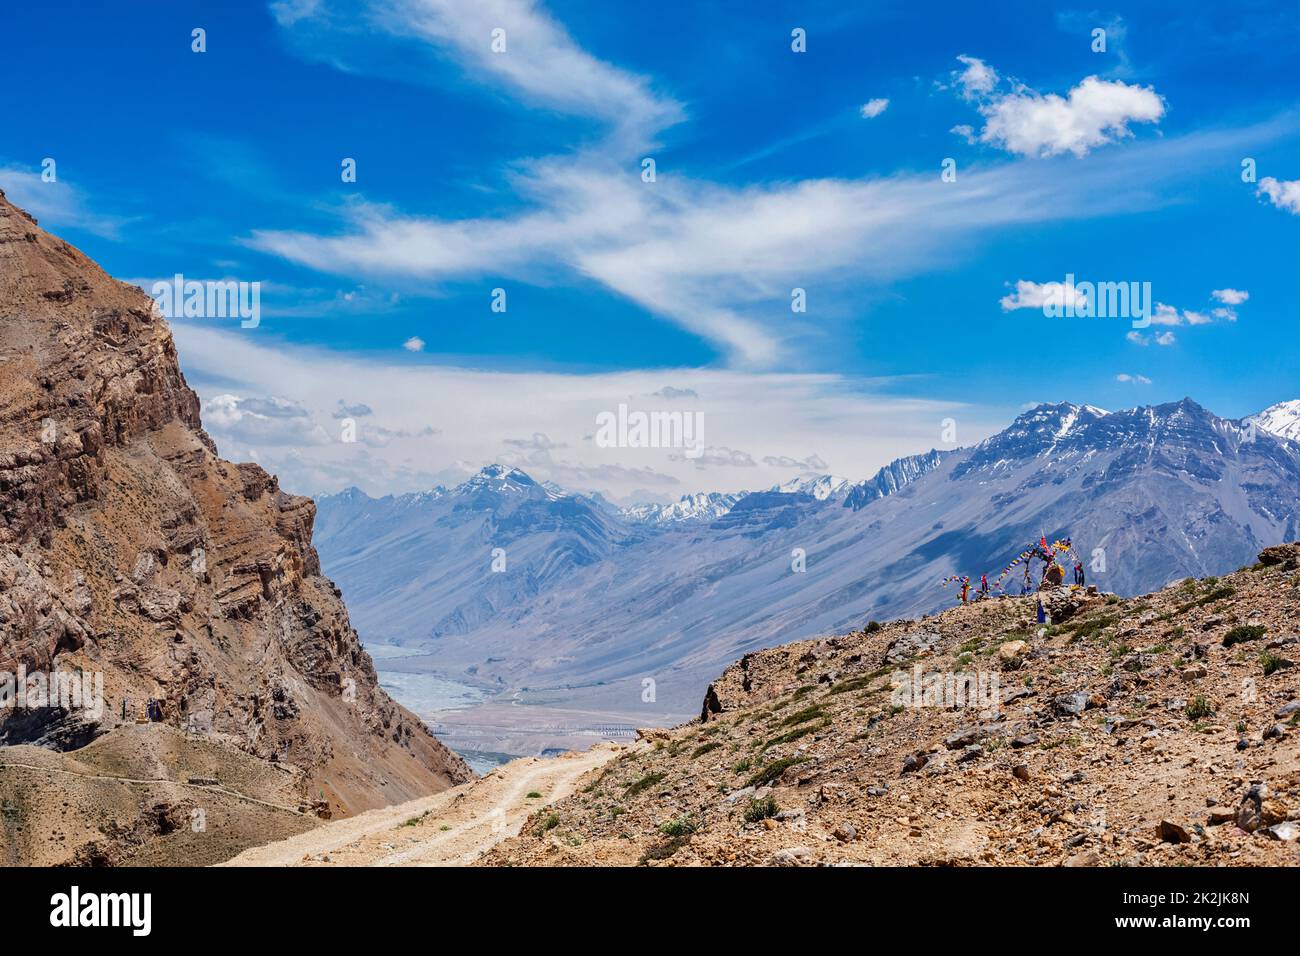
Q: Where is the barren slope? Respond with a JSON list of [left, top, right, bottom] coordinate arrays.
[[483, 546, 1300, 866]]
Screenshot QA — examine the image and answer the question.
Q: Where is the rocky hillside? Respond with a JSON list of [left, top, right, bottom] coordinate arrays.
[[483, 545, 1300, 866], [0, 189, 469, 863]]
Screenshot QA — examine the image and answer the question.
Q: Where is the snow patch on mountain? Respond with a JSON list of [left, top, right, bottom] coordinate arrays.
[[769, 474, 852, 500], [1248, 400, 1300, 443], [622, 491, 744, 524]]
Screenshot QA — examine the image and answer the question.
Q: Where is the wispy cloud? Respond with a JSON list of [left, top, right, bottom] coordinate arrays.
[[0, 164, 134, 239], [251, 1, 1288, 373], [270, 0, 683, 150]]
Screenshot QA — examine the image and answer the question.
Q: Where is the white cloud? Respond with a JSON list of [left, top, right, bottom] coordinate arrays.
[[762, 453, 828, 472], [651, 386, 698, 400], [953, 55, 999, 99], [1155, 331, 1176, 346], [202, 394, 333, 447], [272, 0, 682, 148], [1150, 303, 1184, 326], [0, 165, 132, 239], [669, 446, 757, 469], [249, 138, 1268, 368], [1150, 292, 1245, 328], [1126, 331, 1149, 346], [859, 98, 890, 119], [950, 57, 1164, 158], [999, 279, 1086, 311], [1115, 373, 1152, 385], [503, 432, 565, 451], [171, 324, 991, 499], [251, 161, 1111, 367], [1258, 176, 1300, 214], [402, 336, 425, 352]]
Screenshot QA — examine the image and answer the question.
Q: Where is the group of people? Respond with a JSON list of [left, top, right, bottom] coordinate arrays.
[[957, 574, 995, 603]]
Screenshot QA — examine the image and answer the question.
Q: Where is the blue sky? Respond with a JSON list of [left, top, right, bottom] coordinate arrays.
[[3, 0, 1299, 500]]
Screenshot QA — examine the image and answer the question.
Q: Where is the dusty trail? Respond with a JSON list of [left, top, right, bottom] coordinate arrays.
[[0, 761, 306, 816], [221, 744, 620, 867]]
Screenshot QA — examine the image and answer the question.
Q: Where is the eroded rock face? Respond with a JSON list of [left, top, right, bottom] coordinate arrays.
[[0, 189, 470, 814]]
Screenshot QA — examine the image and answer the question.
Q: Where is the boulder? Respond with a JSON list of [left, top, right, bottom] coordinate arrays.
[[885, 630, 944, 664], [1258, 543, 1300, 566], [1157, 820, 1191, 844], [997, 640, 1028, 663], [1052, 692, 1089, 717], [769, 847, 812, 867], [1262, 822, 1298, 842]]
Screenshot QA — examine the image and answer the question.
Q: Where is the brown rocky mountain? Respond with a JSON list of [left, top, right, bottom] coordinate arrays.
[[0, 189, 469, 864], [483, 545, 1300, 866]]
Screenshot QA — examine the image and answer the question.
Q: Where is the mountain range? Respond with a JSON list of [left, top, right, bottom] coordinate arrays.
[[314, 396, 1300, 748]]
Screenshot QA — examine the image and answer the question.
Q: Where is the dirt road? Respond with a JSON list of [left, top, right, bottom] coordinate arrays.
[[220, 744, 620, 867]]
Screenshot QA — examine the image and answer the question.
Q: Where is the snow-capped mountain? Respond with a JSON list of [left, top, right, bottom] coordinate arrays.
[[769, 474, 852, 500], [844, 449, 948, 510], [314, 399, 1300, 722], [622, 491, 745, 524], [311, 464, 637, 643], [1247, 399, 1300, 443], [455, 463, 561, 502]]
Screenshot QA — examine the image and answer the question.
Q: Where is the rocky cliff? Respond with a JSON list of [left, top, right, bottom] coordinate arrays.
[[0, 189, 470, 852]]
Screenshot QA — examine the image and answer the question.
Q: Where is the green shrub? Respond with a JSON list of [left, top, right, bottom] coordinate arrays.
[[760, 717, 831, 751], [743, 795, 779, 823], [624, 772, 666, 796], [744, 757, 806, 789], [691, 741, 722, 758], [1185, 695, 1215, 720], [658, 816, 696, 837], [1223, 624, 1266, 647], [778, 705, 827, 727], [526, 791, 542, 799], [1259, 651, 1285, 676], [639, 835, 689, 864]]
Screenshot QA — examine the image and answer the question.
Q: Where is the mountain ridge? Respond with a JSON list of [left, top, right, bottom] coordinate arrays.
[[314, 394, 1300, 754]]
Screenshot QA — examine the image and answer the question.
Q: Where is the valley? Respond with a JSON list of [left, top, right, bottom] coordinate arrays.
[[314, 402, 1300, 759]]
